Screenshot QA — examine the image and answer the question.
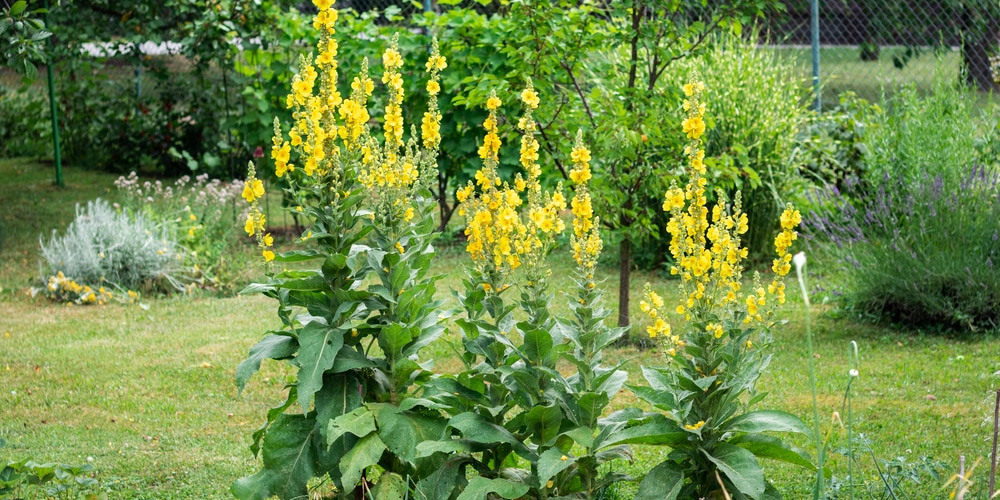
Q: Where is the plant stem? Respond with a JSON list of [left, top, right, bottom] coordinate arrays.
[[796, 257, 824, 498]]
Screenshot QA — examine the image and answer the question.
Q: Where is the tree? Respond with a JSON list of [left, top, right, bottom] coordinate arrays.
[[498, 0, 784, 327], [1, 0, 51, 79]]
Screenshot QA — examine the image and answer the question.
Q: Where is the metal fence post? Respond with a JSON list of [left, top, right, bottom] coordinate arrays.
[[811, 0, 820, 111], [43, 0, 63, 188]]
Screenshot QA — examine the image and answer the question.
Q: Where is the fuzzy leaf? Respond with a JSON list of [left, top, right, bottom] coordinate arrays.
[[232, 413, 317, 500], [236, 334, 296, 393], [536, 448, 576, 487], [702, 442, 765, 498], [455, 476, 530, 500], [634, 460, 685, 500], [371, 472, 407, 500], [414, 454, 471, 500], [369, 403, 446, 463], [296, 322, 344, 413], [725, 410, 813, 436], [523, 404, 562, 446], [339, 433, 387, 492], [732, 433, 816, 470], [448, 412, 534, 460], [327, 406, 376, 445], [520, 328, 553, 365]]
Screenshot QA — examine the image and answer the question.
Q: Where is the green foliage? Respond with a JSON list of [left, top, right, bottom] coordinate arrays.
[[0, 85, 50, 158], [483, 0, 785, 325], [233, 14, 449, 497], [0, 437, 103, 499], [806, 83, 1000, 331], [865, 79, 983, 188], [38, 198, 188, 292], [113, 171, 245, 288], [795, 91, 878, 194], [0, 0, 51, 80]]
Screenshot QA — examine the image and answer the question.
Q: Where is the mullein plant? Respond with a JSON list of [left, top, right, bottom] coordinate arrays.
[[232, 0, 450, 497], [630, 79, 816, 500], [414, 86, 645, 499]]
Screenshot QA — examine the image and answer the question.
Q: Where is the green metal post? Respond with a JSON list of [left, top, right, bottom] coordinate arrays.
[[44, 0, 63, 187], [811, 0, 821, 111]]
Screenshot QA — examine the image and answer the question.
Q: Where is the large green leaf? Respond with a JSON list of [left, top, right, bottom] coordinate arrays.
[[236, 334, 297, 393], [327, 406, 376, 445], [455, 476, 530, 500], [339, 433, 388, 492], [414, 454, 471, 500], [315, 373, 363, 486], [634, 460, 685, 500], [523, 403, 562, 446], [448, 412, 534, 460], [369, 403, 446, 463], [725, 410, 813, 436], [702, 442, 765, 499], [596, 414, 686, 449], [371, 472, 407, 500], [232, 413, 317, 500], [379, 323, 413, 362], [732, 433, 816, 471], [296, 322, 344, 413], [520, 328, 553, 365], [536, 448, 577, 487]]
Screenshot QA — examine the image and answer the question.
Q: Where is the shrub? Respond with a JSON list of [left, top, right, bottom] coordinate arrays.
[[865, 78, 983, 188], [806, 81, 1000, 331], [806, 165, 1000, 331], [0, 85, 50, 158], [114, 171, 245, 286], [39, 198, 187, 292]]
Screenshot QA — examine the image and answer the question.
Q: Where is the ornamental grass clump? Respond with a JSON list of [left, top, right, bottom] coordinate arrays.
[[630, 79, 816, 499], [233, 0, 450, 497]]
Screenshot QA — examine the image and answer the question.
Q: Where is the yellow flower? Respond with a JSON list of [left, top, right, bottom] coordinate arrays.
[[426, 80, 440, 95], [262, 249, 275, 262], [684, 420, 706, 431], [263, 233, 274, 247], [242, 179, 265, 203], [682, 115, 706, 139], [520, 88, 540, 109], [486, 95, 502, 111], [313, 0, 334, 10]]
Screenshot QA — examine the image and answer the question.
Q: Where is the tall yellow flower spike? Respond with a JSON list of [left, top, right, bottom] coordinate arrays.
[[243, 162, 274, 266], [458, 90, 528, 290], [421, 38, 445, 150], [569, 130, 602, 291], [642, 77, 801, 356], [518, 78, 566, 289]]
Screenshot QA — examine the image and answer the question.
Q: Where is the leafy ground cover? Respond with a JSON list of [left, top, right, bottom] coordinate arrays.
[[2, 157, 999, 497]]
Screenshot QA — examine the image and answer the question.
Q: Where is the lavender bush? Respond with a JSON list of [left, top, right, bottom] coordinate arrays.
[[806, 164, 1000, 331]]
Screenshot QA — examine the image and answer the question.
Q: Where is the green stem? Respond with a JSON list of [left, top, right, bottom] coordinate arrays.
[[796, 257, 824, 498]]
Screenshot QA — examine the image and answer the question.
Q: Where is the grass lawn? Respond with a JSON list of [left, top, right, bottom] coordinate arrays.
[[2, 157, 999, 498], [767, 46, 989, 109]]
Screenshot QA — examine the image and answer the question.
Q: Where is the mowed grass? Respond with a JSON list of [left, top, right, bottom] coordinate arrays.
[[765, 46, 990, 108], [3, 157, 1000, 497]]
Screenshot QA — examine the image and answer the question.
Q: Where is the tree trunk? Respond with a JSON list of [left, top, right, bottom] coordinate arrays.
[[963, 34, 997, 92], [437, 170, 453, 233], [617, 238, 631, 328]]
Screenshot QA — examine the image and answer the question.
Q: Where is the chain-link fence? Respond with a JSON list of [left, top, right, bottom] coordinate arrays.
[[763, 0, 1000, 108]]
